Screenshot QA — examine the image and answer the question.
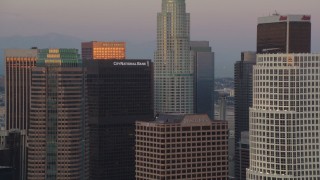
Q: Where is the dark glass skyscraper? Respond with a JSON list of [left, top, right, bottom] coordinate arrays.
[[85, 59, 153, 180], [28, 49, 88, 180], [257, 14, 311, 53], [0, 130, 21, 180], [190, 41, 215, 119], [237, 132, 249, 180], [234, 52, 256, 180]]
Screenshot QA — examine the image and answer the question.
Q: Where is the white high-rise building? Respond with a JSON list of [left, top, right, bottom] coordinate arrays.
[[247, 54, 320, 179], [154, 0, 194, 114]]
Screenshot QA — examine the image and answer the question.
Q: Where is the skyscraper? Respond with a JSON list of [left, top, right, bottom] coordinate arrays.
[[85, 59, 153, 180], [4, 48, 38, 180], [154, 0, 194, 114], [234, 51, 256, 180], [135, 114, 228, 180], [190, 41, 215, 119], [234, 52, 256, 144], [247, 54, 320, 179], [28, 49, 88, 180], [81, 41, 126, 60], [257, 14, 311, 54]]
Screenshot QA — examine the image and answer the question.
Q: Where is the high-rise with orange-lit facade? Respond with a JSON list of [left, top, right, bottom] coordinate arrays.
[[81, 41, 126, 60], [5, 48, 38, 180]]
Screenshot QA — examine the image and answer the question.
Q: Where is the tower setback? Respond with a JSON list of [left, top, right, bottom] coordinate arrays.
[[154, 0, 194, 114]]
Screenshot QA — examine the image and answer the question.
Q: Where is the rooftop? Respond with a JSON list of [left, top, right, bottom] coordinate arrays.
[[258, 14, 311, 24], [143, 114, 226, 126]]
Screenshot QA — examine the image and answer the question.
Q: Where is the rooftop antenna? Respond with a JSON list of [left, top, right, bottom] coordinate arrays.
[[273, 10, 279, 16]]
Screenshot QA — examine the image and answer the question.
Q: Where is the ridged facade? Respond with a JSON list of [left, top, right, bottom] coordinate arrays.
[[5, 49, 38, 180], [247, 54, 320, 179], [28, 49, 88, 180], [154, 0, 194, 114]]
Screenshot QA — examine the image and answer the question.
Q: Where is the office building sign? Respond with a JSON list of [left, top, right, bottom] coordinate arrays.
[[113, 61, 148, 66]]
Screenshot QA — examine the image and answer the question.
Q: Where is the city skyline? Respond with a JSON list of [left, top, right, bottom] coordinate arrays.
[[1, 1, 320, 179], [1, 0, 320, 77]]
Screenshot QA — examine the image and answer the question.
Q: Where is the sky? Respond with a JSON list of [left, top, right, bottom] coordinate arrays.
[[1, 0, 320, 77]]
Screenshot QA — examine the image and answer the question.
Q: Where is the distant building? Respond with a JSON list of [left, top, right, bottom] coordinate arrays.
[[234, 51, 256, 180], [3, 130, 21, 180], [28, 49, 88, 180], [0, 76, 4, 90], [0, 107, 5, 130], [136, 114, 228, 180], [81, 41, 126, 60], [237, 131, 249, 180], [0, 129, 6, 148], [4, 48, 38, 180], [154, 0, 194, 114], [85, 59, 153, 180], [228, 130, 235, 179], [257, 14, 311, 53], [190, 41, 215, 119], [229, 90, 235, 97], [219, 95, 227, 121], [247, 54, 320, 179], [0, 130, 21, 180]]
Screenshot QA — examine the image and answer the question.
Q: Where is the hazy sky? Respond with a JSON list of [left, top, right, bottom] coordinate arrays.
[[1, 0, 320, 77]]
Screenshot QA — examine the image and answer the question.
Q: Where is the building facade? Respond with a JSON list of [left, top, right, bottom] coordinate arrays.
[[85, 59, 153, 180], [237, 131, 249, 180], [247, 54, 320, 179], [190, 41, 215, 119], [0, 130, 21, 180], [81, 41, 126, 60], [219, 95, 227, 121], [234, 52, 256, 145], [136, 114, 228, 180], [28, 49, 88, 180], [234, 51, 256, 180], [154, 0, 194, 114], [4, 48, 38, 180], [257, 14, 311, 54], [0, 166, 13, 179]]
